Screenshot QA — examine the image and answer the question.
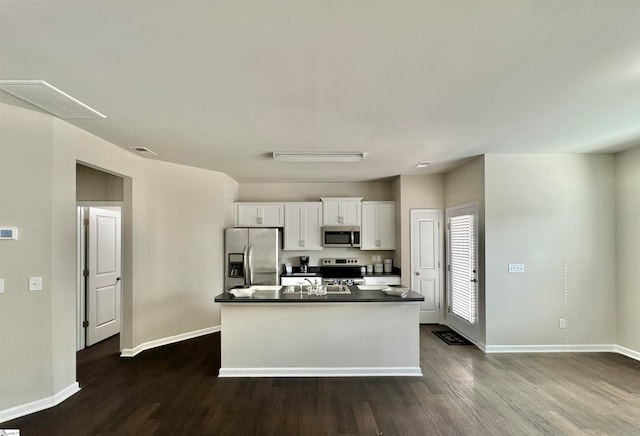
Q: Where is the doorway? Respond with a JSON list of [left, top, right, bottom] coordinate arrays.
[[446, 202, 479, 343], [77, 206, 122, 349], [410, 209, 443, 324], [76, 162, 126, 351]]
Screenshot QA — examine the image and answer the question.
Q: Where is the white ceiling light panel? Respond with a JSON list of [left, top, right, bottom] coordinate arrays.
[[0, 80, 106, 119], [272, 151, 364, 163]]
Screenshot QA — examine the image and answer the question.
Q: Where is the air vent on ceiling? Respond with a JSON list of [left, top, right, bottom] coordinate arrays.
[[0, 80, 106, 119], [415, 161, 433, 168], [129, 146, 158, 156]]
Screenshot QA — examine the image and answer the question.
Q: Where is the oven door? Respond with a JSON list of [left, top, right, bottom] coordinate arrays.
[[322, 226, 360, 247]]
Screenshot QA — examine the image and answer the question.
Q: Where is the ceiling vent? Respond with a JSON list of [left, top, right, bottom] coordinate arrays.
[[0, 80, 106, 119], [129, 146, 158, 156], [414, 161, 432, 168]]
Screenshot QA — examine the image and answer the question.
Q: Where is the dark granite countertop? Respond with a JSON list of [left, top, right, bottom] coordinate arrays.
[[214, 285, 424, 303]]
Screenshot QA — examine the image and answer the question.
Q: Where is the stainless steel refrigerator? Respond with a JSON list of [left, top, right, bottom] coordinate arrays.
[[224, 228, 280, 290]]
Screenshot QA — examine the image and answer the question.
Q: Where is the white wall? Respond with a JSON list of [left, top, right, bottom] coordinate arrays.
[[1, 102, 238, 415], [484, 154, 616, 347], [616, 145, 640, 353]]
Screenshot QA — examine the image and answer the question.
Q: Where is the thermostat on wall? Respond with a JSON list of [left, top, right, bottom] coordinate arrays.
[[0, 227, 18, 240]]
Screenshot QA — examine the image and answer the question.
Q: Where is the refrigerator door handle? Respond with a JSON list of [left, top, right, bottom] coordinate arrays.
[[248, 245, 254, 286], [242, 245, 249, 286]]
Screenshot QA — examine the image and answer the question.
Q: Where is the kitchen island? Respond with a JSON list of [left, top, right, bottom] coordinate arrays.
[[214, 286, 424, 377]]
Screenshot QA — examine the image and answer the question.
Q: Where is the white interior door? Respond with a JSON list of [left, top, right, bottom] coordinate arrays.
[[410, 209, 442, 324], [86, 207, 121, 346]]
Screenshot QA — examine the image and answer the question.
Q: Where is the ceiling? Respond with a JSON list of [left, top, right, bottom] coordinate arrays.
[[2, 1, 640, 182]]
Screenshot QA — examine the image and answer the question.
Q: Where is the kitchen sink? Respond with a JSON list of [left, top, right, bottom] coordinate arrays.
[[282, 284, 351, 294]]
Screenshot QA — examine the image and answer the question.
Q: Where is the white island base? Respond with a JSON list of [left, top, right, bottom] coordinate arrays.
[[218, 302, 423, 377]]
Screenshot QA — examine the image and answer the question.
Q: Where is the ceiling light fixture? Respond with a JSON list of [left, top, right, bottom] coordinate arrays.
[[0, 79, 107, 119], [272, 151, 365, 163], [415, 161, 432, 168]]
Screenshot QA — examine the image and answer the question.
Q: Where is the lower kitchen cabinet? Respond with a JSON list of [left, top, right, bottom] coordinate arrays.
[[363, 276, 401, 286], [283, 202, 323, 250]]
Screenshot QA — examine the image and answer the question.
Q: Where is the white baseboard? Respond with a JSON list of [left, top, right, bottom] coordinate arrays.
[[218, 367, 423, 377], [0, 382, 80, 424], [120, 325, 220, 357], [485, 344, 618, 354], [616, 344, 640, 361]]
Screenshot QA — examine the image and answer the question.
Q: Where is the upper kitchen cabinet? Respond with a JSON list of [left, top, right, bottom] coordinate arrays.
[[321, 197, 362, 226], [361, 201, 396, 250], [234, 202, 284, 227], [283, 202, 323, 250]]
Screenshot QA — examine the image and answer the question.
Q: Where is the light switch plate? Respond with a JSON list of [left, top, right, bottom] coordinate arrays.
[[0, 279, 4, 293], [29, 276, 43, 292], [508, 263, 525, 273]]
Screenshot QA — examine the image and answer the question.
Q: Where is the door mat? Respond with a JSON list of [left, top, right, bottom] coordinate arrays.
[[432, 330, 472, 345]]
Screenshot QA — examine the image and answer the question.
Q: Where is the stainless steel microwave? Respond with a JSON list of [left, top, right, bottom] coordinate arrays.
[[322, 226, 361, 248]]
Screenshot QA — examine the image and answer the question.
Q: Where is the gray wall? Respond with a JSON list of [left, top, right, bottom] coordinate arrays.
[[76, 163, 124, 201], [240, 180, 397, 268], [0, 105, 54, 408], [484, 154, 616, 347], [396, 175, 445, 286], [444, 157, 486, 345], [1, 102, 238, 413], [239, 181, 394, 202], [616, 145, 640, 352]]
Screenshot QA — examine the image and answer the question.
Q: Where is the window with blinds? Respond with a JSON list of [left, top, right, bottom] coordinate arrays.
[[448, 214, 477, 324]]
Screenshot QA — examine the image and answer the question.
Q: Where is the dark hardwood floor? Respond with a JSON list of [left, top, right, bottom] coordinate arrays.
[[5, 325, 640, 435]]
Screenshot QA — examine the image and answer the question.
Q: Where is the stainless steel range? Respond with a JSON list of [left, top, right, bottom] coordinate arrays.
[[320, 258, 364, 286]]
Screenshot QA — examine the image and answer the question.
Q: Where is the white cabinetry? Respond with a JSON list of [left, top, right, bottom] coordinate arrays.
[[283, 202, 323, 250], [363, 276, 401, 286], [361, 201, 396, 250], [321, 197, 362, 226], [235, 203, 284, 227]]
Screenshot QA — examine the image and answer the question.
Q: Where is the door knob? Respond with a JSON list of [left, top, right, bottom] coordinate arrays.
[[415, 272, 419, 275]]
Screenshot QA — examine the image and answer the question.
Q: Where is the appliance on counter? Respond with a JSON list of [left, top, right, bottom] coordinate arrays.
[[321, 226, 361, 248], [320, 258, 364, 286], [384, 258, 393, 273], [224, 228, 280, 290], [299, 256, 309, 273]]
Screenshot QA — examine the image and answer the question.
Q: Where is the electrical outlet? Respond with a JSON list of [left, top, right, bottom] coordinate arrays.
[[508, 263, 525, 273], [29, 276, 43, 292], [559, 318, 567, 329]]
